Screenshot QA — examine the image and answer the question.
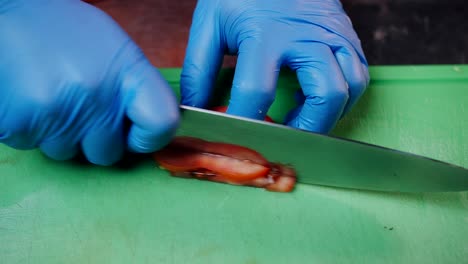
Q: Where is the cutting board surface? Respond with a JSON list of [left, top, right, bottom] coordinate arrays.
[[1, 65, 467, 263]]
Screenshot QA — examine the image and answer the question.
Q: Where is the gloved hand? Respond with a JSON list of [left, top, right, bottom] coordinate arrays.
[[0, 0, 179, 165], [181, 0, 369, 134]]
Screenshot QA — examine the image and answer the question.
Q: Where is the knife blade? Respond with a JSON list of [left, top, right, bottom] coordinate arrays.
[[174, 105, 468, 193]]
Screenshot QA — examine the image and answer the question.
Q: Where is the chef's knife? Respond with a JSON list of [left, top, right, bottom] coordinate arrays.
[[174, 106, 468, 193]]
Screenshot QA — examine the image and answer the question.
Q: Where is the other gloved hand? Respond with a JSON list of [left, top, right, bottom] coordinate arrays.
[[181, 0, 369, 133], [0, 0, 179, 165]]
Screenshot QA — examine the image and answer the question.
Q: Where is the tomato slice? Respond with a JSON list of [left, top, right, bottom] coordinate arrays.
[[168, 136, 269, 166], [153, 137, 270, 182], [153, 136, 297, 192], [211, 106, 275, 123], [263, 164, 296, 192]]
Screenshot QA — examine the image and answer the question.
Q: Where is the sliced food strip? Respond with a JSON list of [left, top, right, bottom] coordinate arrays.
[[153, 136, 297, 192]]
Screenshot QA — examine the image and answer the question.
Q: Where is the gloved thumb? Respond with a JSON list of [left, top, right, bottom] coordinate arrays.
[[75, 55, 180, 166], [121, 59, 180, 154]]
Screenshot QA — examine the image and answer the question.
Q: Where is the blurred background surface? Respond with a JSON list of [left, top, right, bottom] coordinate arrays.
[[91, 0, 468, 67]]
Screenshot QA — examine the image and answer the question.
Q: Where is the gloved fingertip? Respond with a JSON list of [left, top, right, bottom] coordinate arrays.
[[81, 125, 126, 166], [284, 105, 337, 134], [225, 102, 270, 121], [89, 152, 124, 166], [121, 59, 180, 154], [340, 62, 370, 118], [180, 67, 218, 108], [283, 106, 303, 128], [127, 122, 177, 154], [39, 141, 79, 161]]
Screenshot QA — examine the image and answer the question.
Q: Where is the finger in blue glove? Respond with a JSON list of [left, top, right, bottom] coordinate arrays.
[[0, 0, 179, 165], [181, 0, 369, 134]]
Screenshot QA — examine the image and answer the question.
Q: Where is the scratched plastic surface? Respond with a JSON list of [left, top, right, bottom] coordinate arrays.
[[1, 65, 468, 263]]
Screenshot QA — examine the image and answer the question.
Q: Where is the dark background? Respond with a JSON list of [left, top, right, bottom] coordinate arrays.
[[93, 0, 468, 67], [341, 0, 467, 65]]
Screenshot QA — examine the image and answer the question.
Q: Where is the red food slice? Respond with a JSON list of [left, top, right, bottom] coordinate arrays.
[[263, 164, 296, 192], [154, 148, 270, 182], [166, 136, 269, 166], [153, 136, 297, 192], [211, 106, 275, 123]]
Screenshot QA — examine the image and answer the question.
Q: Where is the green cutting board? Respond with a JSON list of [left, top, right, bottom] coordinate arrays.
[[1, 65, 467, 263]]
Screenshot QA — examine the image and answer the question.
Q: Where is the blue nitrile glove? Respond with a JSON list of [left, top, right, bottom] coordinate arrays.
[[181, 0, 369, 134], [0, 0, 179, 165]]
